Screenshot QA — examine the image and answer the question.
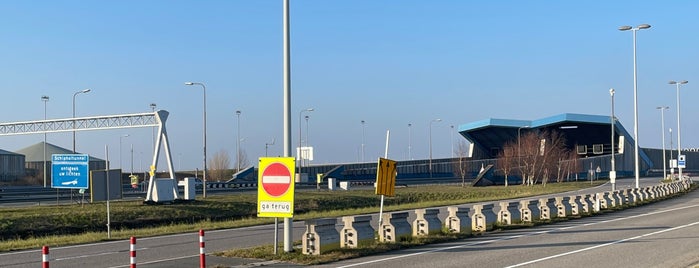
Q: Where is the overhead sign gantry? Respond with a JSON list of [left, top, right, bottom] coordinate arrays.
[[0, 110, 178, 202]]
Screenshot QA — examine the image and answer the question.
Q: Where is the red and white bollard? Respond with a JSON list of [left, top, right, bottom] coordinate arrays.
[[199, 229, 206, 268], [42, 246, 49, 268], [130, 237, 136, 268]]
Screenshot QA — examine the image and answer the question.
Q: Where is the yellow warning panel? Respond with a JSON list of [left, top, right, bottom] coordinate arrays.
[[375, 158, 397, 196]]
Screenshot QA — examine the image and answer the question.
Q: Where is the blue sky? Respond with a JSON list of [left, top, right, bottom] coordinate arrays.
[[1, 1, 698, 172]]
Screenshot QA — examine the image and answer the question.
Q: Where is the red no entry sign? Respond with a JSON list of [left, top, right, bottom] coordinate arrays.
[[261, 162, 292, 197]]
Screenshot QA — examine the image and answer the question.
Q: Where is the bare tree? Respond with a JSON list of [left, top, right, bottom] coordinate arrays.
[[236, 149, 250, 171], [496, 141, 516, 187], [453, 140, 471, 187], [519, 130, 568, 186], [209, 149, 231, 182]]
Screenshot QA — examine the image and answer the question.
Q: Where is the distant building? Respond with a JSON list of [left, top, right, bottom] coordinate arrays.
[[0, 148, 25, 183], [16, 142, 107, 181]]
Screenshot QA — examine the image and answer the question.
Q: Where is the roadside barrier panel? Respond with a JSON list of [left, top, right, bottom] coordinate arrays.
[[613, 191, 625, 207], [569, 195, 583, 216], [606, 192, 619, 208], [555, 196, 572, 217], [639, 188, 650, 201], [632, 188, 644, 202], [646, 187, 657, 200], [413, 208, 442, 236], [538, 198, 558, 220], [519, 199, 540, 222], [380, 212, 411, 243], [302, 218, 340, 255], [626, 189, 641, 204], [580, 194, 594, 214], [497, 201, 521, 225], [340, 215, 374, 248], [445, 206, 471, 234], [599, 192, 612, 209], [471, 203, 497, 232]]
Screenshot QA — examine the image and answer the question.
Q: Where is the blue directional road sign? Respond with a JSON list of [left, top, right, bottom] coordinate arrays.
[[52, 154, 89, 189]]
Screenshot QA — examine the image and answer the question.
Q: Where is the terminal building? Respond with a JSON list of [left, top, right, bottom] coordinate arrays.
[[294, 113, 698, 185]]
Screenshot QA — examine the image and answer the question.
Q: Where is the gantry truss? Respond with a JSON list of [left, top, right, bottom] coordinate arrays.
[[0, 110, 178, 202]]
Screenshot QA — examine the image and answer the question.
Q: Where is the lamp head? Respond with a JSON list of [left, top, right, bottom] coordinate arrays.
[[307, 108, 314, 112], [150, 103, 156, 108], [236, 110, 241, 115], [184, 82, 194, 85], [41, 95, 49, 101], [81, 89, 91, 93], [680, 80, 688, 84], [609, 88, 615, 96], [618, 25, 632, 31], [637, 24, 651, 29]]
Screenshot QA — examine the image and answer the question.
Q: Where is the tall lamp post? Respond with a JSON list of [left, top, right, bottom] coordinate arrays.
[[656, 106, 669, 180], [450, 125, 455, 158], [305, 115, 310, 167], [236, 110, 242, 172], [669, 128, 675, 177], [610, 88, 616, 191], [120, 134, 130, 171], [408, 123, 412, 160], [72, 89, 91, 153], [669, 80, 688, 180], [360, 120, 366, 162], [184, 82, 207, 198], [41, 95, 49, 187], [429, 118, 442, 177], [619, 23, 651, 189], [298, 108, 313, 176]]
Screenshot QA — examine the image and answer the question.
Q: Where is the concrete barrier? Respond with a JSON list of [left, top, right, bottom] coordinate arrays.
[[413, 208, 442, 236], [445, 206, 471, 234], [606, 192, 619, 208], [599, 192, 612, 209], [380, 212, 411, 243], [519, 199, 540, 222], [568, 195, 583, 216], [497, 201, 521, 225], [302, 218, 340, 255], [340, 215, 374, 248], [555, 196, 572, 218], [580, 194, 594, 214], [538, 198, 558, 220], [471, 204, 497, 232]]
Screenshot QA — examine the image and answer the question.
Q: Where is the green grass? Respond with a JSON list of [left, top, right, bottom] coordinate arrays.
[[0, 181, 604, 252]]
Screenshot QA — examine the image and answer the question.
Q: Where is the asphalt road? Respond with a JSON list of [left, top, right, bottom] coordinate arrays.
[[315, 181, 699, 268], [0, 177, 685, 268]]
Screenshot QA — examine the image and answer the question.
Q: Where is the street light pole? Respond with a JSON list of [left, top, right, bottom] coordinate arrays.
[[408, 123, 413, 160], [450, 125, 455, 158], [72, 89, 91, 153], [184, 82, 207, 198], [669, 128, 674, 177], [361, 120, 366, 162], [429, 118, 442, 177], [619, 23, 650, 189], [669, 80, 688, 180], [305, 115, 310, 167], [41, 95, 49, 187], [610, 88, 616, 191], [656, 106, 669, 180], [120, 134, 130, 171], [298, 108, 313, 177], [236, 110, 242, 172]]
